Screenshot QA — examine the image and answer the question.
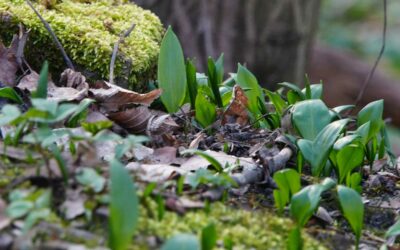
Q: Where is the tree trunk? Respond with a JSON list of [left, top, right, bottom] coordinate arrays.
[[134, 0, 321, 88]]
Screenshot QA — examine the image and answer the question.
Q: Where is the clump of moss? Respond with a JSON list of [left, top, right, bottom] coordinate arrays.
[[0, 0, 164, 89], [135, 201, 327, 250]]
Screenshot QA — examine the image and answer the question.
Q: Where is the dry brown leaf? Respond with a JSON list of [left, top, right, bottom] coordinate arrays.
[[108, 106, 152, 134], [18, 69, 89, 102], [126, 162, 186, 183], [89, 80, 162, 112], [151, 146, 177, 164], [180, 150, 255, 172], [222, 84, 249, 126], [0, 36, 19, 86]]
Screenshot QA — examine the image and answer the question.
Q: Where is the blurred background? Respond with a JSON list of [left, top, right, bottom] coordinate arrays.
[[135, 0, 400, 152]]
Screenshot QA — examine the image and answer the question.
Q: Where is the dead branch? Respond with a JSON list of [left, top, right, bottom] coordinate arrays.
[[109, 22, 136, 85], [25, 0, 75, 70]]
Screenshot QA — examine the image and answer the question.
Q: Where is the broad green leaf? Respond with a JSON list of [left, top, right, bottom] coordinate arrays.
[[34, 61, 49, 98], [235, 64, 263, 117], [0, 87, 23, 104], [31, 99, 58, 115], [0, 105, 21, 125], [301, 84, 323, 99], [158, 27, 187, 113], [76, 168, 106, 193], [334, 135, 360, 150], [6, 200, 34, 218], [287, 90, 302, 105], [287, 227, 303, 250], [182, 149, 223, 173], [161, 234, 200, 250], [385, 220, 400, 238], [290, 178, 335, 227], [357, 100, 384, 141], [292, 99, 332, 140], [33, 189, 51, 209], [207, 55, 223, 107], [273, 169, 301, 213], [346, 172, 362, 193], [23, 208, 50, 233], [67, 98, 95, 127], [266, 90, 287, 115], [195, 91, 216, 128], [297, 119, 349, 176], [336, 144, 364, 183], [109, 159, 139, 250], [82, 120, 113, 135], [186, 59, 198, 109], [337, 185, 364, 244], [278, 82, 305, 99], [332, 105, 355, 114], [356, 122, 371, 145], [201, 223, 217, 250]]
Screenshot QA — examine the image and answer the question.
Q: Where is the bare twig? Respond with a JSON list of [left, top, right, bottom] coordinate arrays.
[[109, 22, 136, 85], [354, 0, 387, 106], [26, 0, 75, 70]]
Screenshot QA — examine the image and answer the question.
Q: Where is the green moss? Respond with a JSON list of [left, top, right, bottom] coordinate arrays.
[[0, 0, 164, 89], [135, 201, 327, 250]]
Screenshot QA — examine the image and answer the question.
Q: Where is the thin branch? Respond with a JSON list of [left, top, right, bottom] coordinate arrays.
[[26, 0, 75, 70], [109, 22, 136, 85], [355, 0, 387, 106]]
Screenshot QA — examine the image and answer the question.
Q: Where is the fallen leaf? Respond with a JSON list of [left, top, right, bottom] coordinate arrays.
[[0, 198, 11, 231], [108, 106, 152, 134], [151, 146, 177, 164], [89, 80, 162, 112], [180, 150, 255, 172], [222, 85, 249, 126], [0, 35, 20, 87], [126, 162, 186, 183], [18, 69, 89, 102]]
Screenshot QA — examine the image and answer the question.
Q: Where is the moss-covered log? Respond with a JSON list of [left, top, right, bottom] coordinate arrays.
[[0, 0, 164, 89]]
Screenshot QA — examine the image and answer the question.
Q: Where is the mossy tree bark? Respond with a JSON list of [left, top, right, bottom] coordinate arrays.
[[135, 0, 320, 88]]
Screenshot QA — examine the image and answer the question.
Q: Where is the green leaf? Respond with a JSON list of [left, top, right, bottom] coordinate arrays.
[[76, 168, 106, 193], [266, 90, 287, 115], [34, 61, 49, 98], [290, 178, 335, 227], [346, 172, 362, 193], [385, 220, 400, 238], [109, 159, 139, 250], [292, 99, 332, 140], [195, 90, 216, 128], [0, 105, 21, 126], [201, 223, 217, 250], [357, 100, 384, 141], [235, 64, 263, 117], [301, 84, 323, 99], [332, 105, 355, 114], [336, 144, 364, 183], [356, 122, 371, 145], [287, 227, 303, 250], [6, 200, 34, 219], [337, 185, 364, 245], [334, 135, 360, 150], [31, 99, 58, 115], [158, 27, 187, 113], [23, 208, 50, 233], [82, 120, 113, 135], [297, 119, 349, 176], [273, 169, 301, 213], [207, 55, 224, 107], [0, 87, 23, 104], [67, 98, 95, 127], [181, 149, 223, 173], [161, 234, 200, 250], [278, 82, 306, 100], [186, 59, 198, 109]]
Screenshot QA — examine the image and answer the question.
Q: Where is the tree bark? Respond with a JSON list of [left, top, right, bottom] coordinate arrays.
[[134, 0, 321, 88]]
